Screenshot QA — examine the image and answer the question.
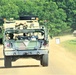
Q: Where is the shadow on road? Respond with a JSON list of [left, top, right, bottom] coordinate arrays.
[[0, 65, 40, 69], [0, 58, 40, 69], [12, 65, 40, 68]]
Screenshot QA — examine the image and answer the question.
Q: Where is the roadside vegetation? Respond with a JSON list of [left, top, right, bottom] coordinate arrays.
[[61, 39, 76, 55], [0, 0, 76, 37]]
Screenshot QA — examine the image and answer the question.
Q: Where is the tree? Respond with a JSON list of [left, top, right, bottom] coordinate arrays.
[[53, 0, 76, 30], [0, 0, 19, 19], [0, 0, 74, 36]]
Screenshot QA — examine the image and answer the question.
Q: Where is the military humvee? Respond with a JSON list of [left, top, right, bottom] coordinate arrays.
[[3, 16, 49, 68]]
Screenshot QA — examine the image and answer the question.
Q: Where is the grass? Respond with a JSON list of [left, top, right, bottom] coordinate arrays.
[[61, 39, 76, 55]]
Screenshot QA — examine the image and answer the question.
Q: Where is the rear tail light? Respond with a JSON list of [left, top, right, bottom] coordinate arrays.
[[4, 42, 11, 48], [43, 40, 49, 46], [7, 44, 10, 47]]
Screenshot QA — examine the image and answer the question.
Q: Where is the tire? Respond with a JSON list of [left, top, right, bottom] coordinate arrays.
[[40, 54, 48, 66], [4, 56, 12, 68]]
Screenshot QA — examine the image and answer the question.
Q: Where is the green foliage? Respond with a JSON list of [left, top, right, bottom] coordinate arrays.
[[53, 0, 76, 30], [0, 0, 75, 36], [61, 39, 76, 54], [0, 0, 19, 19]]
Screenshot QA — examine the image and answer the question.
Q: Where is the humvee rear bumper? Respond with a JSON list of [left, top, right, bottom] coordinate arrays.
[[4, 50, 49, 56]]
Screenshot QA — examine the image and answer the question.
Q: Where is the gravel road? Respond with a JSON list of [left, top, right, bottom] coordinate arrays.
[[0, 35, 76, 75]]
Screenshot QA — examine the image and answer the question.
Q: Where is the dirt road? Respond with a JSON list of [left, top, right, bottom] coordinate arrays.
[[0, 35, 76, 75]]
